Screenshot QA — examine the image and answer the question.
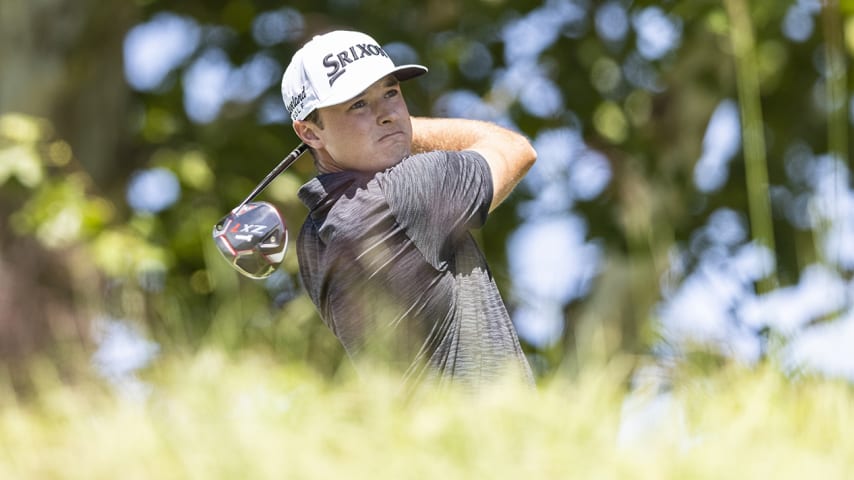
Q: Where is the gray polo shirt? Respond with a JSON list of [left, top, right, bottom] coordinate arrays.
[[297, 150, 533, 388]]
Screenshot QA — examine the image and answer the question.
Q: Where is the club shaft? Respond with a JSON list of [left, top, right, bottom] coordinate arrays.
[[235, 143, 308, 211]]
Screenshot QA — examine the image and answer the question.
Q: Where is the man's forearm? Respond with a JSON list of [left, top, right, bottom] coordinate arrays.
[[411, 117, 511, 153], [410, 116, 537, 212], [411, 117, 475, 153]]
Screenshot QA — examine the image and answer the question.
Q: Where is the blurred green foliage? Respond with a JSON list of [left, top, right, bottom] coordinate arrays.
[[0, 0, 852, 382]]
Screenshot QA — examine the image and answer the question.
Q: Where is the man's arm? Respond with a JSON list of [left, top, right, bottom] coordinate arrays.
[[410, 117, 537, 213]]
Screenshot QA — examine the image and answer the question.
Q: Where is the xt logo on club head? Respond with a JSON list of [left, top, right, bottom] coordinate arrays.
[[230, 222, 271, 242], [212, 201, 289, 279]]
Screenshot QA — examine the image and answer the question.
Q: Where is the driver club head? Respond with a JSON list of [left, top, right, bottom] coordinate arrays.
[[212, 201, 288, 279]]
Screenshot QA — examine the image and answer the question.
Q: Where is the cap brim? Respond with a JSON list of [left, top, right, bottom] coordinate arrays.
[[392, 64, 428, 82], [315, 64, 428, 111]]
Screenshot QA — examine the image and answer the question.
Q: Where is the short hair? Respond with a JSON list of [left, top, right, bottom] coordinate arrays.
[[304, 109, 323, 129]]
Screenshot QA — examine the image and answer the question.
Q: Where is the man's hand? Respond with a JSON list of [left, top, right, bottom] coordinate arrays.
[[410, 117, 537, 212]]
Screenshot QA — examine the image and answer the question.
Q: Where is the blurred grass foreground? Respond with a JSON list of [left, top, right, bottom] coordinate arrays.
[[1, 351, 852, 479], [4, 2, 854, 477]]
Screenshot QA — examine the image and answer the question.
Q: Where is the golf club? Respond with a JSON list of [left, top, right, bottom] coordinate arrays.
[[212, 143, 307, 278]]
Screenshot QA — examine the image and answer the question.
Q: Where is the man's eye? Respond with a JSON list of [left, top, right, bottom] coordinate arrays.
[[349, 100, 365, 110], [385, 89, 399, 98]]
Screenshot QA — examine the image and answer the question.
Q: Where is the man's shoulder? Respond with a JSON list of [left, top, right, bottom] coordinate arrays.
[[382, 150, 488, 179], [298, 170, 372, 210], [402, 149, 487, 165]]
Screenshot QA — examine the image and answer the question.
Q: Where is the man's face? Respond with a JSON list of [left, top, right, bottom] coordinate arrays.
[[307, 75, 413, 173]]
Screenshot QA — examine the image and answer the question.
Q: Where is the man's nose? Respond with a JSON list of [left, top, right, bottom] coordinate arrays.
[[378, 102, 398, 124]]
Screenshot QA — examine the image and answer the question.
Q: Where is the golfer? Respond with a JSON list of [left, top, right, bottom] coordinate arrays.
[[281, 30, 536, 388]]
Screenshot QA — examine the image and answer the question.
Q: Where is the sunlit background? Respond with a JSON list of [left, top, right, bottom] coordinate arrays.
[[108, 0, 854, 385], [2, 0, 854, 435], [3, 0, 854, 475]]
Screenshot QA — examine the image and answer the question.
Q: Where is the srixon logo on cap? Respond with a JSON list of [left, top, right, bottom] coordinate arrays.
[[323, 43, 389, 86]]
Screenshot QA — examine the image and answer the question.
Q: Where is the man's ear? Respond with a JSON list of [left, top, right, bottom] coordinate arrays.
[[293, 121, 323, 149]]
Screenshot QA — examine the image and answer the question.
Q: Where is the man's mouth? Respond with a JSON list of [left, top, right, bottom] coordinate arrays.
[[379, 131, 403, 142]]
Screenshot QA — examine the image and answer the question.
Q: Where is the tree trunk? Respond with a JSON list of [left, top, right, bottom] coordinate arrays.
[[0, 0, 137, 186]]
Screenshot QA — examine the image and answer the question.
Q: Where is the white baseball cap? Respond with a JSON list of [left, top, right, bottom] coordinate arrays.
[[281, 30, 427, 122]]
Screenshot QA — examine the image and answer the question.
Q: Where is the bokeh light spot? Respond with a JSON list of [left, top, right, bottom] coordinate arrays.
[[127, 167, 181, 213]]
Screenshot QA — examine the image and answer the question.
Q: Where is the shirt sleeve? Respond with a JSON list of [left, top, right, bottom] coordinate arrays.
[[377, 150, 493, 269]]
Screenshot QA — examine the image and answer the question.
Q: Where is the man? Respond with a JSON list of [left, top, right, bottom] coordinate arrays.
[[281, 30, 536, 388]]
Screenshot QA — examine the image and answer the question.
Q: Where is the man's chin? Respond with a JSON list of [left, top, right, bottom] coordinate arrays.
[[377, 146, 411, 169]]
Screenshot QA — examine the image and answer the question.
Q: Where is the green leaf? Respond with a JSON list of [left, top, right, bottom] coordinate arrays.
[[0, 145, 44, 188]]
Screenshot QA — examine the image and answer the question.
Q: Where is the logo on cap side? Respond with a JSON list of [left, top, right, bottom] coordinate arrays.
[[322, 43, 389, 86], [286, 85, 307, 119]]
